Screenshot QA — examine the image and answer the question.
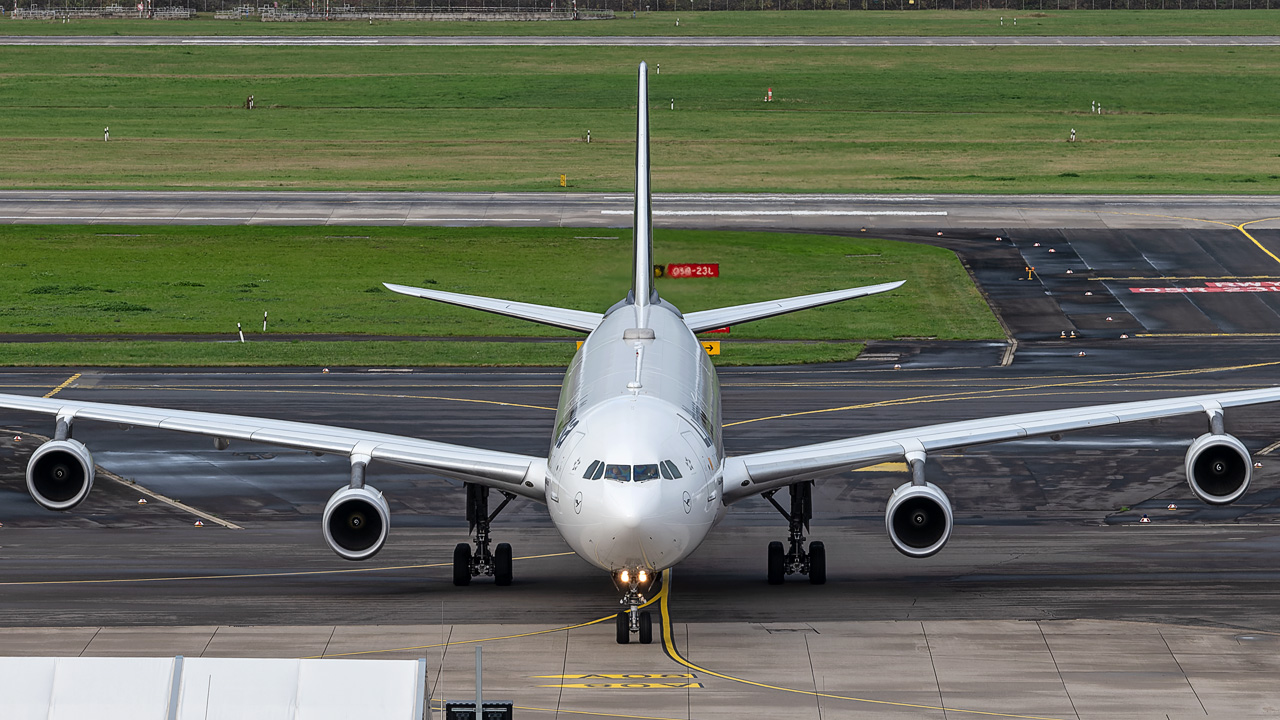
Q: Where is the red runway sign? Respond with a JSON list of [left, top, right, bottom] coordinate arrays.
[[666, 263, 719, 279]]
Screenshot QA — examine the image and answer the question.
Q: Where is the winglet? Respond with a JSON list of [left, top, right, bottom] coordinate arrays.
[[631, 61, 655, 323]]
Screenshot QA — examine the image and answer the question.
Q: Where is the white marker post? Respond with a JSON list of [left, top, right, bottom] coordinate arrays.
[[586, 130, 590, 144], [237, 323, 245, 343], [262, 310, 268, 332], [671, 98, 674, 110]]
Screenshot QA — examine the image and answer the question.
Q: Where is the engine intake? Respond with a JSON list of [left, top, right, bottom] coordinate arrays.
[[322, 485, 390, 561], [885, 481, 953, 558], [27, 439, 95, 511], [1185, 433, 1251, 505]]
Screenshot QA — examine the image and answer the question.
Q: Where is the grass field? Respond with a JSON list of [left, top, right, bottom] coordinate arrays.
[[5, 45, 1280, 193], [5, 10, 1280, 36], [0, 225, 1001, 365]]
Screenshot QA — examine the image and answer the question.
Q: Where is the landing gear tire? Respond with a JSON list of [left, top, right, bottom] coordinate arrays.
[[616, 611, 630, 645], [767, 541, 785, 585], [808, 541, 826, 586], [638, 611, 653, 645], [494, 542, 513, 586], [452, 542, 472, 587]]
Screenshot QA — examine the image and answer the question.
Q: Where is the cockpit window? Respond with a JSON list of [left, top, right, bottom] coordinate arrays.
[[660, 460, 683, 480], [603, 464, 631, 482], [633, 464, 661, 483], [583, 460, 602, 480], [591, 462, 605, 480]]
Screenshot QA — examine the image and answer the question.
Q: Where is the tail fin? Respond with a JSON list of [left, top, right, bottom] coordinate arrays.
[[630, 61, 656, 322]]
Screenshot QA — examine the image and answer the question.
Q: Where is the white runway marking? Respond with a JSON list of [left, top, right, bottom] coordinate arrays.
[[601, 210, 948, 216], [0, 216, 541, 222]]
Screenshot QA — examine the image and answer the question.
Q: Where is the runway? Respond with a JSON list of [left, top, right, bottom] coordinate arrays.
[[5, 191, 1280, 232], [4, 34, 1280, 47]]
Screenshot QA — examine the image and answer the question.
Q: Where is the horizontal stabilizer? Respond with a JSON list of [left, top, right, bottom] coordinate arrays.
[[681, 280, 905, 334], [383, 283, 603, 333]]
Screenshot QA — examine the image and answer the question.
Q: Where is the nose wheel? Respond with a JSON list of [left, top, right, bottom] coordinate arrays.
[[616, 609, 654, 645], [614, 572, 656, 645], [452, 484, 516, 586], [763, 481, 826, 585]]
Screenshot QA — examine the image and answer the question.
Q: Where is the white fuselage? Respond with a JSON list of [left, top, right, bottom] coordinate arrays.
[[546, 299, 727, 573]]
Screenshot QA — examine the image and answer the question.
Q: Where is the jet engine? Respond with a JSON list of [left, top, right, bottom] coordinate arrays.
[[1185, 433, 1251, 505], [26, 439, 95, 511], [885, 481, 953, 558], [322, 485, 390, 561]]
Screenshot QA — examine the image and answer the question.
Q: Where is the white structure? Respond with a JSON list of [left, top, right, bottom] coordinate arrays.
[[0, 656, 427, 719]]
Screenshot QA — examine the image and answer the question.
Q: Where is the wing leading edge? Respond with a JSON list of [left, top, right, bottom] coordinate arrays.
[[0, 392, 548, 502], [722, 386, 1280, 504]]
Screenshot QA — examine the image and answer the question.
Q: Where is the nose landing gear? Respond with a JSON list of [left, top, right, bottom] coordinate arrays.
[[614, 569, 656, 645], [763, 481, 825, 585], [452, 483, 516, 586]]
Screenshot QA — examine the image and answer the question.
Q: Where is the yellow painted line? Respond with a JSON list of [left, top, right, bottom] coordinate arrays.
[[43, 373, 81, 399], [534, 673, 695, 679], [98, 465, 243, 530], [724, 360, 1280, 428], [542, 682, 703, 689], [1237, 218, 1280, 266], [853, 462, 908, 472], [310, 589, 660, 659], [0, 551, 574, 587], [655, 570, 1068, 720]]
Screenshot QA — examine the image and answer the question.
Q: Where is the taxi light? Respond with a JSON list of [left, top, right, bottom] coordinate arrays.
[[620, 570, 630, 584], [638, 570, 648, 583]]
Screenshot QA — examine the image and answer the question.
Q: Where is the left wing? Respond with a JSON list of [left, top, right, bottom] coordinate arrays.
[[722, 386, 1280, 503], [0, 392, 547, 502]]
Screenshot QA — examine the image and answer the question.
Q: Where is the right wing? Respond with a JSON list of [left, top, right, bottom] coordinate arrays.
[[722, 386, 1280, 504], [682, 281, 905, 334], [383, 283, 603, 333], [0, 392, 547, 502]]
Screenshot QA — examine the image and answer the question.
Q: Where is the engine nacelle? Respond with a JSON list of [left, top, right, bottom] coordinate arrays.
[[885, 481, 953, 558], [26, 439, 95, 511], [322, 485, 390, 561], [1185, 433, 1251, 505]]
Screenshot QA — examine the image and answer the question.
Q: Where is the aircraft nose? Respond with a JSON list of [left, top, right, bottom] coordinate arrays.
[[605, 484, 662, 529]]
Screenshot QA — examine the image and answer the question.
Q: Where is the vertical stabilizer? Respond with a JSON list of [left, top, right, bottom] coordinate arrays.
[[631, 61, 655, 323]]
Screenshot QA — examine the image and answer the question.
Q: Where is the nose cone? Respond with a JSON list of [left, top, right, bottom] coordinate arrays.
[[606, 482, 662, 530]]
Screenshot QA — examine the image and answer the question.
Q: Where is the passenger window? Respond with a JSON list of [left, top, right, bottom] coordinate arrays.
[[603, 464, 631, 482], [633, 464, 661, 483], [661, 460, 682, 479], [583, 460, 601, 480]]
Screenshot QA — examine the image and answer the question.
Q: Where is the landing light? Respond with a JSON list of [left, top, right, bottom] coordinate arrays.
[[620, 570, 630, 584], [638, 570, 648, 583]]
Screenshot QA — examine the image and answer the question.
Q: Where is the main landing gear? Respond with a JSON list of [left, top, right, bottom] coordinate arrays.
[[453, 483, 516, 587], [614, 569, 657, 645], [763, 481, 825, 585]]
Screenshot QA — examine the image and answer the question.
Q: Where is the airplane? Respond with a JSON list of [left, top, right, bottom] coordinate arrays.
[[2, 62, 1278, 646]]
